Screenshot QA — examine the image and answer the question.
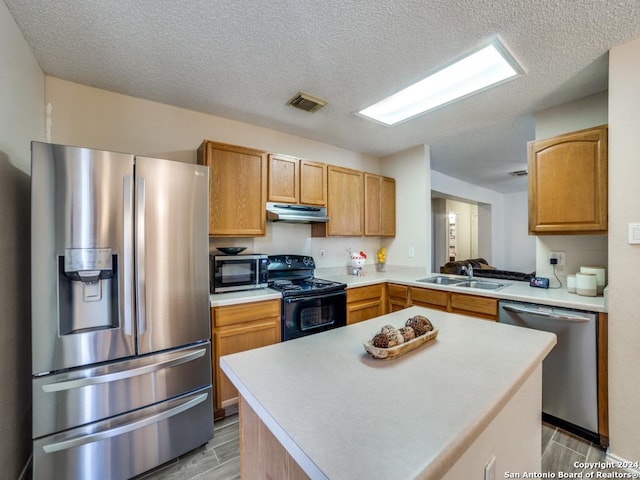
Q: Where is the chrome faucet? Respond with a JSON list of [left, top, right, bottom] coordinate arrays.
[[466, 263, 473, 280]]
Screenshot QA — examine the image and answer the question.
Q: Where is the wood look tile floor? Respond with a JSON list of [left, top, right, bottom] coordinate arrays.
[[139, 418, 632, 480]]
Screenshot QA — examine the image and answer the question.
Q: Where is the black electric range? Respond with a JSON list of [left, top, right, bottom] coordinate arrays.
[[268, 255, 347, 341]]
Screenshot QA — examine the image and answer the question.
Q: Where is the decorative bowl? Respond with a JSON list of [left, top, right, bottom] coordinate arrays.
[[216, 247, 247, 255]]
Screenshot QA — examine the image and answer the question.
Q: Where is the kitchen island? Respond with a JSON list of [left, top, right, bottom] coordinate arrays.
[[220, 306, 556, 479]]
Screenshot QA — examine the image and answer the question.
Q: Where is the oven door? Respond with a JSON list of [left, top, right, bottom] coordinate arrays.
[[282, 290, 347, 341]]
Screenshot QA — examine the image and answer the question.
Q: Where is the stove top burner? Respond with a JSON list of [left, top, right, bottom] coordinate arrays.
[[269, 276, 346, 296], [268, 254, 346, 297]]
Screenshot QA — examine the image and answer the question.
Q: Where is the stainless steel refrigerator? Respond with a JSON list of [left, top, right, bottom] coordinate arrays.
[[30, 142, 214, 479]]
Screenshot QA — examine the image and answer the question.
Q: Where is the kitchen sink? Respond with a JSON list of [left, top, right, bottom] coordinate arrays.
[[417, 276, 507, 290], [417, 276, 465, 285], [454, 280, 506, 290]]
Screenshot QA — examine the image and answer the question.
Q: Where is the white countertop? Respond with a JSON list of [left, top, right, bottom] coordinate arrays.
[[318, 266, 607, 313], [210, 266, 607, 313], [220, 306, 557, 480]]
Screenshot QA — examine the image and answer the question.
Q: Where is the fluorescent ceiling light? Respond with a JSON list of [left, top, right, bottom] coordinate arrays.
[[358, 38, 524, 126]]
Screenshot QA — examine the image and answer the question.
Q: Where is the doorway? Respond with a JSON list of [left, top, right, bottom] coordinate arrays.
[[431, 195, 480, 271]]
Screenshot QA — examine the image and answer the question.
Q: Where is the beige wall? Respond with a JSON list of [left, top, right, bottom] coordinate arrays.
[[381, 145, 432, 272], [608, 35, 640, 463], [45, 77, 436, 272], [0, 2, 45, 478], [46, 76, 390, 269]]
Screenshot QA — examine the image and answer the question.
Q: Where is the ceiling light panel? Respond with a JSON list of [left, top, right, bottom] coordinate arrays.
[[358, 38, 524, 126]]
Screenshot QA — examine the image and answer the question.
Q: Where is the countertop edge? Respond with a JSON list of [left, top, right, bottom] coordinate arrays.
[[219, 358, 328, 480], [209, 269, 607, 312], [419, 332, 556, 479]]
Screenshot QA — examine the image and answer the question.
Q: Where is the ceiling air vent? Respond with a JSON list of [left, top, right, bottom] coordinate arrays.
[[288, 92, 327, 113], [509, 169, 528, 177]]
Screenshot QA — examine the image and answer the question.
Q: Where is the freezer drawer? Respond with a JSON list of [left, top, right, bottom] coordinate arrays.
[[33, 386, 214, 480], [33, 342, 212, 438]]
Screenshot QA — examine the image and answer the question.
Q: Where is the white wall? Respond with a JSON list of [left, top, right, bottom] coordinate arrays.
[[607, 35, 640, 464], [533, 92, 609, 283], [45, 77, 385, 269], [0, 2, 45, 478], [503, 192, 536, 273], [381, 145, 432, 272]]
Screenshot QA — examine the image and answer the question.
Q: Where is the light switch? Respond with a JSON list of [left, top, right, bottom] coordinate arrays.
[[628, 223, 640, 244]]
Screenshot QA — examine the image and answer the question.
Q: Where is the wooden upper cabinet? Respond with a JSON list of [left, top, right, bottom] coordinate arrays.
[[381, 176, 396, 236], [364, 173, 396, 237], [268, 154, 299, 203], [313, 165, 363, 236], [198, 140, 267, 236], [300, 160, 327, 206], [528, 125, 608, 235], [268, 155, 327, 206]]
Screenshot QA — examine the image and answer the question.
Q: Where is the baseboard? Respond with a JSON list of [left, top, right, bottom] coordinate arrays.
[[605, 451, 640, 475]]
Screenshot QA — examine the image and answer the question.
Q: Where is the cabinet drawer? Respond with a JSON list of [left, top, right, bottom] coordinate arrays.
[[387, 283, 408, 298], [213, 299, 281, 328], [409, 287, 448, 308], [347, 284, 384, 303], [450, 293, 498, 318]]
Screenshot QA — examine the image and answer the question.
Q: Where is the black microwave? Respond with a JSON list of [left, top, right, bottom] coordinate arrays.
[[210, 254, 269, 293]]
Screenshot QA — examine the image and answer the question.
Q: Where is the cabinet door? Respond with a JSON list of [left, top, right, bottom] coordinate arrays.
[[214, 319, 280, 410], [347, 284, 385, 325], [365, 174, 396, 237], [268, 153, 299, 203], [528, 125, 608, 234], [211, 300, 280, 416], [387, 283, 409, 312], [364, 174, 382, 236], [198, 141, 267, 236], [409, 287, 448, 311], [450, 293, 498, 321], [381, 177, 396, 237], [300, 160, 327, 206], [324, 165, 364, 236]]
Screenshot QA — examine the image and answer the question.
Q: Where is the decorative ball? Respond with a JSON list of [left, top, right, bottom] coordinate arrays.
[[372, 332, 390, 348], [380, 324, 404, 346], [405, 315, 434, 336], [399, 326, 416, 342]]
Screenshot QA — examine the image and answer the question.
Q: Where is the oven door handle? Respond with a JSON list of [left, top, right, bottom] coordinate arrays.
[[284, 290, 346, 303]]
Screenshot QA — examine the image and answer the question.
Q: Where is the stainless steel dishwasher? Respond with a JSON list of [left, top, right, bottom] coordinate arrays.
[[498, 300, 599, 443]]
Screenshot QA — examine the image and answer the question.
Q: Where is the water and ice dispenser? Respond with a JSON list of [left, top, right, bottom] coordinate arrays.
[[58, 247, 118, 334]]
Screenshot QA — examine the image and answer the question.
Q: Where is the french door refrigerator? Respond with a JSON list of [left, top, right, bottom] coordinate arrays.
[[31, 142, 214, 480]]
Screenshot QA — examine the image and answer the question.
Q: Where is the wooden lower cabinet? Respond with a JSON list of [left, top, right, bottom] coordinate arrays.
[[387, 283, 410, 312], [449, 292, 498, 321], [347, 284, 386, 325], [212, 299, 281, 418], [408, 286, 498, 321], [409, 286, 448, 311]]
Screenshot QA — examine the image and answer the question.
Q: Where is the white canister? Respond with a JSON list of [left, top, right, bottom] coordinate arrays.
[[579, 266, 606, 295], [576, 272, 598, 297], [567, 275, 576, 293]]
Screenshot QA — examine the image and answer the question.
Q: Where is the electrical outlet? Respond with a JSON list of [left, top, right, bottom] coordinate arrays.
[[408, 246, 415, 258], [549, 251, 565, 266]]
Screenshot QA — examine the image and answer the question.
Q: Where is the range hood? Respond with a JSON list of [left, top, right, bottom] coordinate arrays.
[[266, 202, 329, 223]]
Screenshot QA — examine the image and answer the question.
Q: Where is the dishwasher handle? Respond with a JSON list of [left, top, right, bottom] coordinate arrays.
[[501, 304, 591, 323]]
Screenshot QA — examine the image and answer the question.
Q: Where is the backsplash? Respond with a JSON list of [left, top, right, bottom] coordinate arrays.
[[535, 235, 608, 287], [209, 222, 385, 269]]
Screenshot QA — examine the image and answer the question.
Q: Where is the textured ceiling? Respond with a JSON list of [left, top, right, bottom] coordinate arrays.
[[5, 0, 640, 193]]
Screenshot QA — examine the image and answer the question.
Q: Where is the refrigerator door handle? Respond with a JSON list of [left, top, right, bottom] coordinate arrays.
[[41, 347, 207, 393], [41, 392, 209, 453], [136, 176, 147, 335], [501, 304, 590, 323], [123, 175, 134, 336]]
